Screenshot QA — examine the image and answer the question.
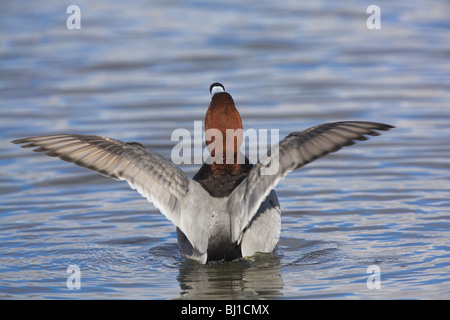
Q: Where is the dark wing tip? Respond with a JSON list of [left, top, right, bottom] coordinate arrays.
[[11, 137, 41, 149], [369, 122, 395, 132], [330, 121, 394, 139], [350, 121, 395, 131], [11, 138, 29, 145]]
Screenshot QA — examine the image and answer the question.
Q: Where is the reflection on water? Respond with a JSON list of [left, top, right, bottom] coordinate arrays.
[[177, 254, 284, 300], [1, 0, 450, 299]]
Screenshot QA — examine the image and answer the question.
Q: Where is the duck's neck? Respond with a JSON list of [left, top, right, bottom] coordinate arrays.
[[205, 92, 244, 177], [210, 155, 241, 177]]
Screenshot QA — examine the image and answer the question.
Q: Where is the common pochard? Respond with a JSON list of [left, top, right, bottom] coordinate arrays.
[[13, 83, 393, 264]]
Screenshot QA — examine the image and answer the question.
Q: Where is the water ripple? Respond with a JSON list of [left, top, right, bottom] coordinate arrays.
[[1, 0, 450, 299]]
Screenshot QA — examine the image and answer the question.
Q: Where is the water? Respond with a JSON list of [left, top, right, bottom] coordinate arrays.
[[1, 0, 450, 299]]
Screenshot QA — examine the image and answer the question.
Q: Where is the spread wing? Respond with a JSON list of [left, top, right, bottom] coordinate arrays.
[[228, 121, 394, 243], [12, 134, 190, 229]]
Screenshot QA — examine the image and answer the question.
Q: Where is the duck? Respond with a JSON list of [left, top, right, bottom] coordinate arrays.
[[12, 82, 393, 264]]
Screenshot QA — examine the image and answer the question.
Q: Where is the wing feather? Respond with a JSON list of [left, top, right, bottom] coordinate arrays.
[[228, 121, 393, 243], [12, 134, 190, 228]]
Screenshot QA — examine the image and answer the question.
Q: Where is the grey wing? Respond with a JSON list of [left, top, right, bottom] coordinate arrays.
[[228, 121, 394, 243], [12, 134, 190, 230]]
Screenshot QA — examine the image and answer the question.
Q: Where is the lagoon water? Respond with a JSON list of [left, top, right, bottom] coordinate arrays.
[[1, 0, 450, 299]]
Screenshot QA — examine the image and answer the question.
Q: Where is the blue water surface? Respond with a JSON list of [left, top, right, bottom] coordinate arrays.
[[1, 0, 450, 299]]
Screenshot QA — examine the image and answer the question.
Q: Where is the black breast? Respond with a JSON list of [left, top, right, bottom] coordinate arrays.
[[193, 157, 253, 198]]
